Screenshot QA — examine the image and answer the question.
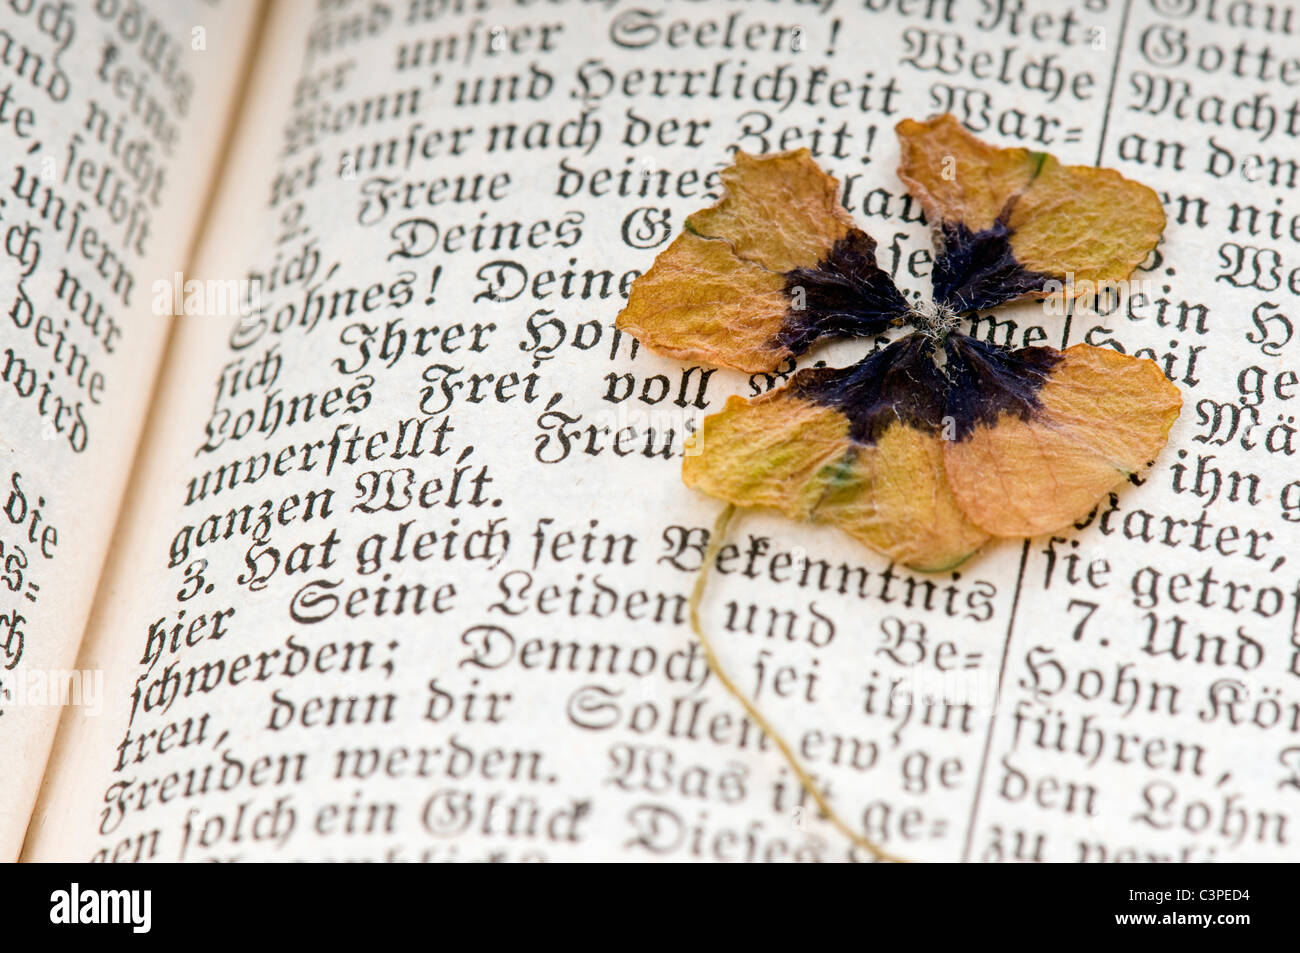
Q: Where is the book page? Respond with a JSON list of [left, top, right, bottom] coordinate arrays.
[[0, 0, 260, 859], [25, 0, 1300, 862]]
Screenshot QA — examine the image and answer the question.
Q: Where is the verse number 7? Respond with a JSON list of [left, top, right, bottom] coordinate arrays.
[[1066, 599, 1099, 642]]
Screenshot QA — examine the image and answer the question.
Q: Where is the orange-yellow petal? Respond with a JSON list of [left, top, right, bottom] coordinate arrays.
[[616, 151, 909, 373], [618, 232, 793, 373], [689, 149, 857, 271], [897, 115, 1166, 311], [684, 337, 989, 570], [942, 341, 1181, 537], [896, 114, 1043, 234], [1006, 161, 1166, 286]]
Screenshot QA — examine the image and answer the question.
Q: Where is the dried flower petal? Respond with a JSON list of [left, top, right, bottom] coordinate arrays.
[[688, 150, 858, 272], [897, 115, 1166, 312], [684, 337, 989, 570], [941, 339, 1182, 536], [617, 150, 908, 373], [615, 232, 794, 372]]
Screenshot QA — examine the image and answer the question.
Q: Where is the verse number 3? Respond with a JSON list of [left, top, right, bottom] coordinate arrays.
[[177, 558, 210, 602]]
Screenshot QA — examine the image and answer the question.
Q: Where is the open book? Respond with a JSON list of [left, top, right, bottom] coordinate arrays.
[[4, 0, 1297, 863]]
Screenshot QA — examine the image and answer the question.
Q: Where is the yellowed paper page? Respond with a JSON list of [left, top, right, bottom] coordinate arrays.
[[0, 0, 259, 859]]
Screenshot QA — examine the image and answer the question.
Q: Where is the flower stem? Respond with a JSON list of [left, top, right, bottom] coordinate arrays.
[[688, 503, 909, 864]]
